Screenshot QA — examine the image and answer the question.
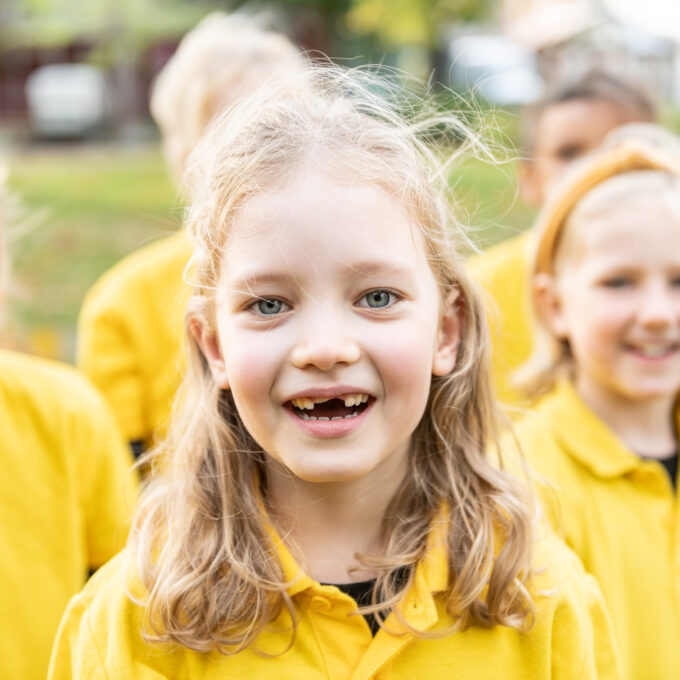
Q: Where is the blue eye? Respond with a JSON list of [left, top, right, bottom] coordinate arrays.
[[601, 277, 632, 289], [360, 290, 397, 309], [255, 298, 285, 315]]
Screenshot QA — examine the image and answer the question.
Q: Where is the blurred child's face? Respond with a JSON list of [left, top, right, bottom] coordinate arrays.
[[545, 197, 680, 407], [522, 99, 639, 205], [195, 170, 460, 485]]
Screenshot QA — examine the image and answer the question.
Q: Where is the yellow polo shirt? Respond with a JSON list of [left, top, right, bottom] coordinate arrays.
[[0, 350, 137, 680], [49, 514, 619, 679], [467, 230, 534, 412], [77, 230, 192, 449], [515, 379, 680, 680]]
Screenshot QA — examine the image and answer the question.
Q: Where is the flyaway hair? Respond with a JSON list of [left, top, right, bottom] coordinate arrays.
[[129, 63, 536, 653]]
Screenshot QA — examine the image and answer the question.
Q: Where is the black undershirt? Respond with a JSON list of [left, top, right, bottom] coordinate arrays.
[[330, 579, 380, 635], [640, 451, 679, 490], [658, 452, 679, 490], [129, 440, 145, 460], [326, 567, 410, 636]]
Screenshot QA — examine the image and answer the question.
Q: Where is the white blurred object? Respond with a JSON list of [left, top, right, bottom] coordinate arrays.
[[25, 64, 108, 137], [447, 35, 544, 106], [503, 0, 593, 50], [603, 0, 680, 41]]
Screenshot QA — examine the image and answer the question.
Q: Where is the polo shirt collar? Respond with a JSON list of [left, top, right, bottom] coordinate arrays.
[[539, 379, 642, 479], [265, 508, 449, 629]]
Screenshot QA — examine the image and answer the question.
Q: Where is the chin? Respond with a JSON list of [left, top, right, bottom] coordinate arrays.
[[292, 463, 373, 484], [622, 383, 680, 402]]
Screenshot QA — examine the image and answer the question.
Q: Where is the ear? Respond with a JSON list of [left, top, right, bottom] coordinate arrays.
[[432, 288, 462, 377], [519, 159, 542, 207], [189, 314, 230, 389], [533, 273, 568, 338]]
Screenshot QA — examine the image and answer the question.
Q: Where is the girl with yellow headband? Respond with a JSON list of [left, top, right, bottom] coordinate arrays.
[[515, 123, 680, 680]]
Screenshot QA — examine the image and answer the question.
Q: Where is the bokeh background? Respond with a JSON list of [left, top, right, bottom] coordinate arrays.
[[2, 0, 680, 361]]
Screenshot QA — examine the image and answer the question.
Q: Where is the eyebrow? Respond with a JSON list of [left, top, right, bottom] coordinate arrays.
[[345, 260, 418, 278], [229, 260, 419, 293]]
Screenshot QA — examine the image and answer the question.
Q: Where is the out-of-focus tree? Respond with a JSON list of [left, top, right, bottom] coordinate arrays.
[[1, 0, 219, 47], [345, 0, 495, 48]]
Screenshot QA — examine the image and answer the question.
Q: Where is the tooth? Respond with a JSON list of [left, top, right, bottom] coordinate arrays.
[[318, 417, 330, 421], [344, 393, 368, 407], [314, 397, 331, 404], [331, 416, 342, 420], [293, 398, 315, 410]]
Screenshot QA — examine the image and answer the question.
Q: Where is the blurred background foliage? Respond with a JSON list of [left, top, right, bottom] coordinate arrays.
[[1, 0, 677, 360]]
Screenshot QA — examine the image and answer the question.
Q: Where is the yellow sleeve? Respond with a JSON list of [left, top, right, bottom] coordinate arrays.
[[47, 591, 107, 680], [549, 552, 621, 680], [72, 385, 138, 567], [467, 232, 534, 411], [77, 294, 148, 444]]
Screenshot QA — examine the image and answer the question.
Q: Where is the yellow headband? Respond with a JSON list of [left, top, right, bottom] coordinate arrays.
[[533, 140, 680, 274]]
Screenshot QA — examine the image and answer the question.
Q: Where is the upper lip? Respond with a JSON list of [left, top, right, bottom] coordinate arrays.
[[625, 339, 680, 349], [284, 385, 375, 402]]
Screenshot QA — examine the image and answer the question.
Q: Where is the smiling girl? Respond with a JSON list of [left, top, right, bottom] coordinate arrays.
[[514, 125, 680, 680], [49, 66, 618, 679]]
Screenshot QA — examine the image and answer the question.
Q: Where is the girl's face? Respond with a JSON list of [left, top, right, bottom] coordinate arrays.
[[544, 196, 680, 406], [195, 169, 460, 484]]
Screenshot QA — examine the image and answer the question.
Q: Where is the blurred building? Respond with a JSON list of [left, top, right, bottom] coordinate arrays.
[[502, 0, 679, 105]]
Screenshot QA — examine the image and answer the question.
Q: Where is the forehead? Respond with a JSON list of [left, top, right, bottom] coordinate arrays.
[[221, 170, 433, 283], [570, 196, 680, 266], [535, 99, 634, 153]]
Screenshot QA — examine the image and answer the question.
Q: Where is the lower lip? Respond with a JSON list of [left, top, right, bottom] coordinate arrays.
[[285, 402, 373, 439]]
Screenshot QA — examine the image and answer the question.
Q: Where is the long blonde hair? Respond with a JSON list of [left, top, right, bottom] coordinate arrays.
[[129, 65, 535, 653]]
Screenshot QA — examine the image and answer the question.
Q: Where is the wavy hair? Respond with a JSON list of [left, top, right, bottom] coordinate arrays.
[[129, 64, 536, 653]]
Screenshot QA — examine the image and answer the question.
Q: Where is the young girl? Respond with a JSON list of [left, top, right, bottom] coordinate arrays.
[[49, 66, 618, 679], [514, 125, 680, 680], [468, 70, 656, 413]]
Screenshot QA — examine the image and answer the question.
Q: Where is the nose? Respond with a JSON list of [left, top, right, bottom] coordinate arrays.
[[290, 310, 361, 371], [638, 281, 677, 329]]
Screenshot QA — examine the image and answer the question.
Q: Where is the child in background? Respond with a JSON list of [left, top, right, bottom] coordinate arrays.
[[513, 126, 680, 680], [0, 164, 137, 679], [49, 66, 618, 680], [468, 70, 655, 411], [77, 13, 308, 457]]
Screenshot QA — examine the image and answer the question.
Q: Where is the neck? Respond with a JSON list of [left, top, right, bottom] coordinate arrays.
[[575, 375, 677, 458], [265, 455, 408, 584]]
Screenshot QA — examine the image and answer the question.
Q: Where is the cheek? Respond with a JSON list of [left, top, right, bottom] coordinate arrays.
[[219, 324, 286, 414], [566, 297, 629, 362], [372, 317, 437, 401]]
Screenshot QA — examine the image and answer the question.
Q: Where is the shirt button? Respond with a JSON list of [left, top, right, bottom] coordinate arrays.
[[311, 596, 332, 612]]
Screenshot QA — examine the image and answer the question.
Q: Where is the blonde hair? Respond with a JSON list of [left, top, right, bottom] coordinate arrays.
[[149, 12, 307, 183], [130, 65, 535, 654], [518, 127, 680, 397]]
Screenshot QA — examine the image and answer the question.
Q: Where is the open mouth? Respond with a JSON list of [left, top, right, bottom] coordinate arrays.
[[625, 342, 680, 359], [287, 393, 373, 421]]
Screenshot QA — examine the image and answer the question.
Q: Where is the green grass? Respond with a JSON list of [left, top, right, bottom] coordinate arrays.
[[5, 144, 181, 360], [3, 142, 534, 363]]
